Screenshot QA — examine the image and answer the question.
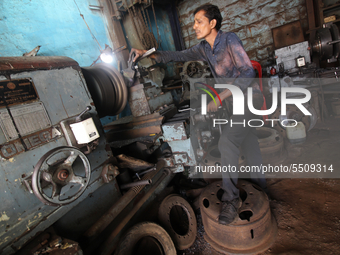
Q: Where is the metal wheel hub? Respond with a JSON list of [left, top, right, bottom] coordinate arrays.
[[200, 180, 277, 254], [256, 127, 286, 164], [56, 169, 70, 182]]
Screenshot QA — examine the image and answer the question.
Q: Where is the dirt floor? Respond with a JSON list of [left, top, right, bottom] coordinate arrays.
[[180, 117, 340, 255]]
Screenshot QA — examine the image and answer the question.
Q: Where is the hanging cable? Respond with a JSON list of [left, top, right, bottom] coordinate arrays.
[[73, 0, 102, 50]]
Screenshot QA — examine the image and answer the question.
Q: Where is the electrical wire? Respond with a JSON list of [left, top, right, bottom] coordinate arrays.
[[73, 0, 103, 51]]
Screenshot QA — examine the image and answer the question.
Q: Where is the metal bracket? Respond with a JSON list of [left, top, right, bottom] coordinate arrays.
[[159, 155, 186, 173], [101, 164, 120, 183]]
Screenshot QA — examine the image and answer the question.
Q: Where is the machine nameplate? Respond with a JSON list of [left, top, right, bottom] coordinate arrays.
[[0, 126, 62, 159], [0, 78, 38, 107]]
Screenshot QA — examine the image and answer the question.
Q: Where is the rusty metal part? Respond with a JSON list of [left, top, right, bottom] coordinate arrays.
[[116, 154, 154, 172], [256, 127, 286, 165], [15, 231, 83, 255], [83, 138, 100, 155], [272, 20, 304, 49], [134, 167, 157, 180], [99, 169, 172, 255], [120, 179, 152, 189], [31, 146, 91, 206], [0, 56, 80, 74], [57, 169, 69, 181], [114, 222, 176, 255], [101, 164, 120, 183], [158, 194, 197, 250], [34, 237, 81, 254], [83, 161, 164, 239], [185, 188, 204, 199], [200, 181, 277, 254]]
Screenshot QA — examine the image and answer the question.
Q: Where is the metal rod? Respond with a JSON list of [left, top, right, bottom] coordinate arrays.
[[99, 169, 171, 255], [84, 178, 148, 238], [134, 167, 156, 180], [138, 47, 156, 61], [89, 5, 103, 10], [327, 39, 340, 45], [120, 179, 152, 189], [138, 167, 156, 176]]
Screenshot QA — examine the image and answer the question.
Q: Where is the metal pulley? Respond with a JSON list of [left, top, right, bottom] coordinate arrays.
[[81, 63, 128, 117], [312, 24, 340, 63]]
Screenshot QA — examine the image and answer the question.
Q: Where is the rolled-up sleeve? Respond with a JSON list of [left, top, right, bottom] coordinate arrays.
[[154, 43, 206, 63], [227, 33, 255, 91]]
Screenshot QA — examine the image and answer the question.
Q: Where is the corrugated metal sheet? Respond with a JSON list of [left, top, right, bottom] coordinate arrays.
[[177, 0, 307, 66]]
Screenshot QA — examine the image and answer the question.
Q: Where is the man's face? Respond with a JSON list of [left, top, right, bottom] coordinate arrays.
[[193, 10, 215, 40]]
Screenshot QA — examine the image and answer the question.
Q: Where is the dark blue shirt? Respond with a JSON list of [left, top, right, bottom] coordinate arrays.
[[154, 30, 263, 107]]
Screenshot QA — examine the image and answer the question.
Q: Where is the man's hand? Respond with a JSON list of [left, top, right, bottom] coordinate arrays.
[[129, 48, 147, 63], [207, 100, 220, 112]]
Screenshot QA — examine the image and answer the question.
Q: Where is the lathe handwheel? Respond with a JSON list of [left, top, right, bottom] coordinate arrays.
[[32, 146, 91, 206]]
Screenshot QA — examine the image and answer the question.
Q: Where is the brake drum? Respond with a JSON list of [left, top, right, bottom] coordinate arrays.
[[200, 180, 277, 254]]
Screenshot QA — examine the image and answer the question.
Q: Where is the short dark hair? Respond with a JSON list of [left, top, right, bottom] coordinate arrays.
[[194, 4, 222, 31]]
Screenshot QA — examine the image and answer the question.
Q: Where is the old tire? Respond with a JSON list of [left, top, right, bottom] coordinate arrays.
[[158, 195, 197, 250], [115, 222, 176, 255]]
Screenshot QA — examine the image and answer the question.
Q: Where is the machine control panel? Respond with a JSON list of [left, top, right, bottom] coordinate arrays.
[[0, 100, 63, 159]]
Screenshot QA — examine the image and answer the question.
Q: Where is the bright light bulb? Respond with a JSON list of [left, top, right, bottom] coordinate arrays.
[[100, 53, 113, 63]]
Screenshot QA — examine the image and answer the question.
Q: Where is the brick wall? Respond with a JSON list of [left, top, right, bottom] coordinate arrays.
[[177, 0, 307, 66]]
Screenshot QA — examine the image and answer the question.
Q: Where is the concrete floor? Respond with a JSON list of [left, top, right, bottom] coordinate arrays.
[[182, 117, 340, 255]]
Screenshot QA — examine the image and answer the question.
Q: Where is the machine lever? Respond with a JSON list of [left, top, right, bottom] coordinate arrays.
[[327, 39, 340, 45], [137, 47, 156, 62], [75, 106, 92, 122], [178, 108, 196, 112]]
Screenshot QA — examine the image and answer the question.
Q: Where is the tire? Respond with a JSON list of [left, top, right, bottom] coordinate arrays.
[[115, 222, 176, 255], [158, 195, 197, 250]]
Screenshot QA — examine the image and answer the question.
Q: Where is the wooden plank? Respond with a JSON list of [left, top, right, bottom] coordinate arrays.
[[306, 0, 316, 30]]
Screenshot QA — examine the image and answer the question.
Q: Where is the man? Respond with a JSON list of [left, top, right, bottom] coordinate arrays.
[[130, 4, 267, 225]]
